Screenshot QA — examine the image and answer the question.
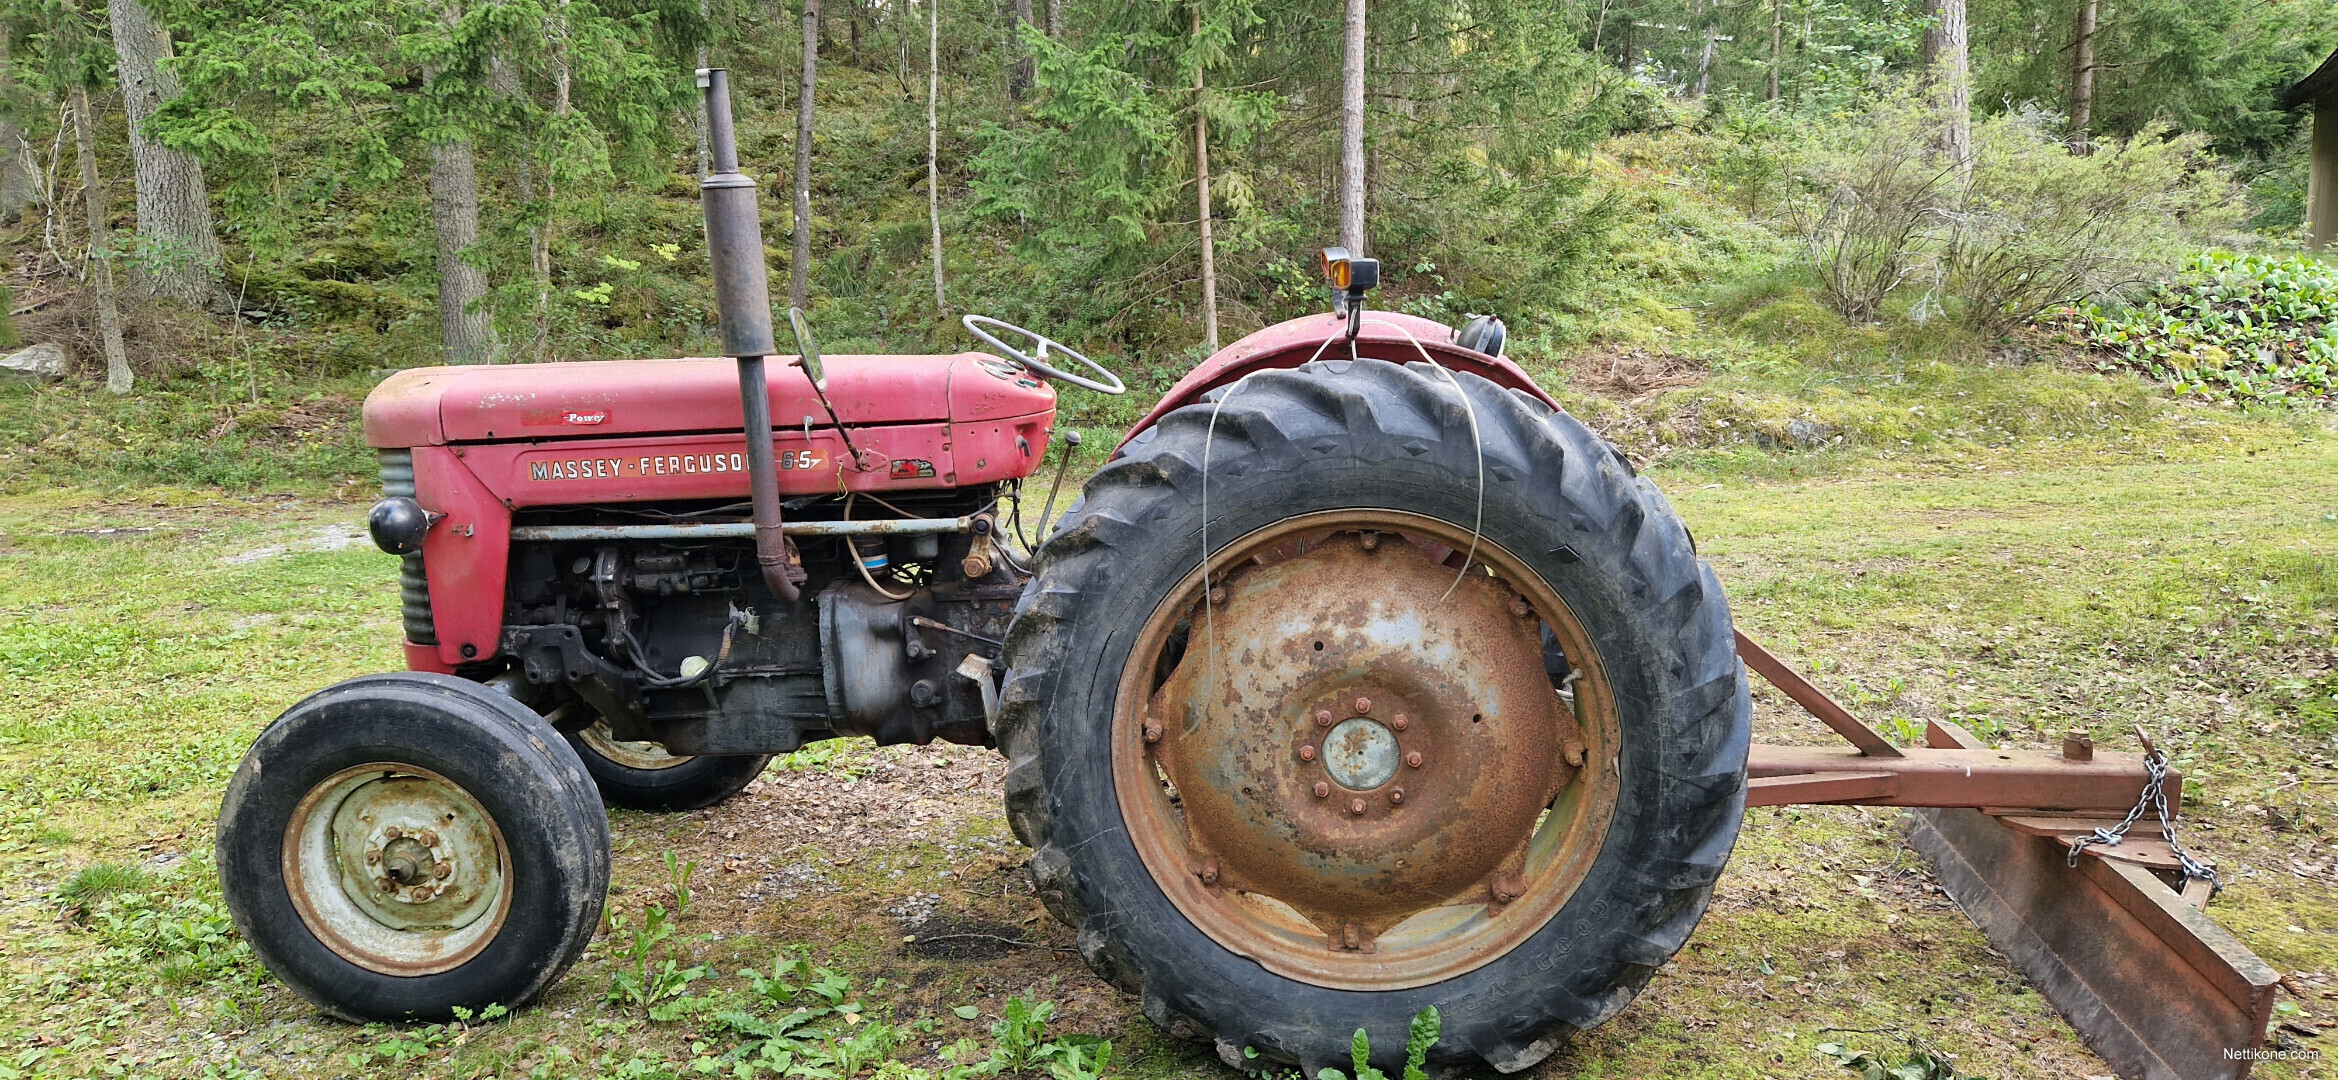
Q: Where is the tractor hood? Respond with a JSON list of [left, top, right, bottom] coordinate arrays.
[[363, 353, 1056, 447]]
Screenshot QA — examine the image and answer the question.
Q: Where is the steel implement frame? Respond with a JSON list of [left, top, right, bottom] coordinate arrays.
[[1737, 633, 2279, 1079]]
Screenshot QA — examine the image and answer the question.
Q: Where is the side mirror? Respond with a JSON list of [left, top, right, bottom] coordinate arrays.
[[786, 307, 827, 392]]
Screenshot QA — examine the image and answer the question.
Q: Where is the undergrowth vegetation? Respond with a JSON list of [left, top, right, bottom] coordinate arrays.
[[2063, 251, 2338, 404]]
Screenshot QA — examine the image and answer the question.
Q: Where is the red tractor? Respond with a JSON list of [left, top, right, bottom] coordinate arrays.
[[216, 70, 2278, 1079]]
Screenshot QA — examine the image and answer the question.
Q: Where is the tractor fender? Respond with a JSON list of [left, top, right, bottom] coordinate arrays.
[[1117, 311, 1556, 451]]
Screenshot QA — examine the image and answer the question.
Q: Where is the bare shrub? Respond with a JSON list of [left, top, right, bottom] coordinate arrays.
[[1941, 111, 2241, 334]]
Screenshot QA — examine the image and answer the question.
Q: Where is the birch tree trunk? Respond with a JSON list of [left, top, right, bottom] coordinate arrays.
[[1192, 7, 1218, 352], [72, 86, 132, 394], [928, 0, 945, 316], [1925, 0, 1971, 188], [1045, 0, 1060, 37], [109, 0, 226, 308], [1338, 0, 1366, 253], [792, 0, 818, 309], [2068, 0, 2097, 148]]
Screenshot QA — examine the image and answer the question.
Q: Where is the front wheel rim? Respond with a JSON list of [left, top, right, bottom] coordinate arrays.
[[282, 763, 513, 976], [1113, 510, 1622, 991]]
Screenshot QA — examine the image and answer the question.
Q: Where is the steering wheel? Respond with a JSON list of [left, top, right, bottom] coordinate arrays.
[[961, 315, 1126, 395]]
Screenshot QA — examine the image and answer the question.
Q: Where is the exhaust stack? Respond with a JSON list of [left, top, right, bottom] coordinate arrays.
[[697, 68, 799, 603]]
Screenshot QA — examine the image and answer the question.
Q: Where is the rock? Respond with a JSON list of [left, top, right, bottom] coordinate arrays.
[[0, 343, 68, 382], [1785, 418, 1836, 449]]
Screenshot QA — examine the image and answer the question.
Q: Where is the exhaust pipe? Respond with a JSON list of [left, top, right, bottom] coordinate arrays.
[[697, 68, 799, 604]]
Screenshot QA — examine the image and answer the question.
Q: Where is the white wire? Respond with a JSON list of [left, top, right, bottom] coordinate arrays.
[[1358, 317, 1486, 600]]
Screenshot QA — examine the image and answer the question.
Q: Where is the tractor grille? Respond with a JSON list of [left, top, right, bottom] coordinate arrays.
[[378, 450, 437, 645]]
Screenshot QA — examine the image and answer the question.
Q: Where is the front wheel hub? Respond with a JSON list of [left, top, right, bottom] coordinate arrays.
[[285, 763, 511, 975], [1120, 511, 1620, 988]]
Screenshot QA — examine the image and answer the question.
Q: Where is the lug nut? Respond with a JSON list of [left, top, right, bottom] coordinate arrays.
[[1143, 724, 1163, 743], [1199, 860, 1220, 885], [1509, 597, 1531, 617], [1390, 713, 1409, 731], [1354, 696, 1373, 714], [1299, 745, 1317, 761], [382, 826, 404, 840], [1389, 787, 1405, 804], [1316, 710, 1334, 727], [1313, 781, 1331, 799], [1406, 751, 1424, 769], [365, 846, 383, 864], [1350, 798, 1367, 815], [416, 830, 439, 848], [1360, 532, 1379, 551], [1208, 587, 1227, 606], [435, 863, 453, 879]]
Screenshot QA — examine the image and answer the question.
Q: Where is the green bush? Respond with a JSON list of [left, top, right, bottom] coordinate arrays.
[[2061, 250, 2338, 403], [1784, 86, 2239, 330]]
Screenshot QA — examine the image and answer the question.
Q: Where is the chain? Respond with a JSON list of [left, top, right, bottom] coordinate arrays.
[[2065, 746, 2221, 895]]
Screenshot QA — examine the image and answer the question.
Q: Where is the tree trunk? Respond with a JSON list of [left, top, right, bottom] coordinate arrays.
[[2068, 0, 2097, 147], [72, 85, 132, 394], [1692, 31, 1717, 96], [0, 25, 34, 224], [1008, 0, 1033, 102], [542, 16, 573, 359], [1338, 0, 1366, 253], [792, 0, 818, 309], [429, 138, 497, 365], [1767, 0, 1784, 100], [1045, 0, 1060, 37], [1924, 0, 1971, 188], [696, 0, 712, 178], [109, 0, 226, 308], [928, 0, 945, 316], [1193, 8, 1218, 352]]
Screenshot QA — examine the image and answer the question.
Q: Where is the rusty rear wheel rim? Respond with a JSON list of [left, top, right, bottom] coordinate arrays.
[[1113, 510, 1622, 991], [580, 720, 694, 771], [281, 763, 513, 976]]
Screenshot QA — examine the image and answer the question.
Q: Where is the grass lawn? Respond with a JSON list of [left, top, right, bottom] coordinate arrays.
[[0, 411, 2332, 1079]]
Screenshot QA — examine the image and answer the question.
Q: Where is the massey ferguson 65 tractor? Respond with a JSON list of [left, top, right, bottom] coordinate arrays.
[[217, 70, 2284, 1079]]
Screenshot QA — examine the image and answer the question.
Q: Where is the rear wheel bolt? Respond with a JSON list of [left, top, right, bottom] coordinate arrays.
[[1208, 587, 1227, 605], [1143, 724, 1162, 743], [1390, 713, 1408, 731], [1350, 799, 1367, 815], [1313, 781, 1331, 799], [1509, 598, 1531, 617], [1406, 751, 1424, 768], [1298, 745, 1316, 761], [1354, 696, 1373, 714], [1389, 787, 1405, 804], [1360, 532, 1379, 551], [416, 830, 439, 847], [1315, 710, 1333, 727]]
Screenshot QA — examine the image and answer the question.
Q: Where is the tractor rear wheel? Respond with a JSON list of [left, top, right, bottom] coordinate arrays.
[[218, 673, 609, 1021], [566, 720, 770, 812], [996, 358, 1748, 1076]]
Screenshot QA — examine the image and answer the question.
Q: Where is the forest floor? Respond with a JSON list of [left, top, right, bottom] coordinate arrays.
[[1, 397, 2336, 1080]]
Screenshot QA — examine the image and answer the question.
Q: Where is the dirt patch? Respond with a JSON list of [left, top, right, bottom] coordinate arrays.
[[1565, 347, 1708, 401]]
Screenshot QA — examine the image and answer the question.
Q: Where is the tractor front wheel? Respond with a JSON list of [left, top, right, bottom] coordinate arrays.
[[217, 673, 609, 1021], [997, 357, 1748, 1076]]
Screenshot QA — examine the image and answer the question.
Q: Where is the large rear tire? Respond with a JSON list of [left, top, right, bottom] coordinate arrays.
[[566, 720, 770, 812], [218, 673, 610, 1022], [996, 358, 1748, 1075]]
